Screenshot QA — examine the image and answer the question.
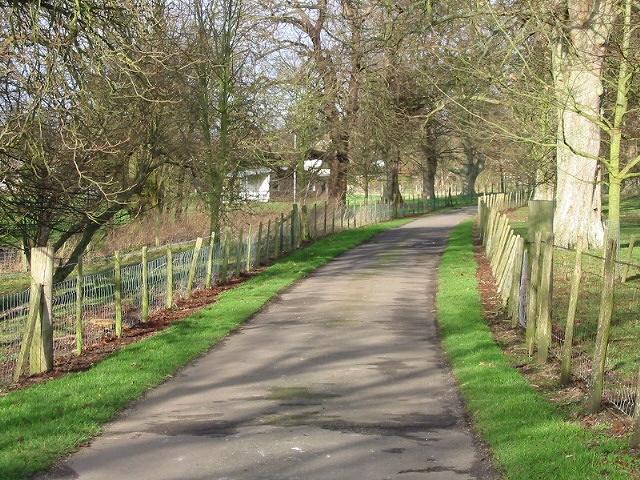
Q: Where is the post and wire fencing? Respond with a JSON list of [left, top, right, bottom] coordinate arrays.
[[479, 193, 640, 446], [0, 197, 455, 387]]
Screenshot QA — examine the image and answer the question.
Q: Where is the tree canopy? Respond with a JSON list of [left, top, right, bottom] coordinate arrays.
[[2, 0, 639, 275]]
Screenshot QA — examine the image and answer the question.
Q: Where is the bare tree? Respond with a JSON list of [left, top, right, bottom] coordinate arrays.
[[265, 0, 370, 203], [178, 0, 271, 234], [0, 1, 183, 282]]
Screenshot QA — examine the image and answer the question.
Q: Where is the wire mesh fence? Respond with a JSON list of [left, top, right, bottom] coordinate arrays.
[[0, 289, 30, 382], [0, 197, 455, 386], [480, 193, 640, 421], [549, 249, 640, 416], [0, 250, 24, 274]]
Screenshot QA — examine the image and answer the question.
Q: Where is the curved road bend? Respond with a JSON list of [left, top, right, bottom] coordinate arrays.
[[36, 205, 499, 480]]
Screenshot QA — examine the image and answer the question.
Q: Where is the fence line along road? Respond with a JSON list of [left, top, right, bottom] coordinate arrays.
[[479, 193, 640, 447], [0, 197, 467, 387]]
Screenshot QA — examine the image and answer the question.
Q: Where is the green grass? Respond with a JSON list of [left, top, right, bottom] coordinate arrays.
[[504, 205, 528, 238], [3, 209, 637, 479], [0, 276, 30, 296], [0, 216, 416, 480], [437, 220, 637, 479]]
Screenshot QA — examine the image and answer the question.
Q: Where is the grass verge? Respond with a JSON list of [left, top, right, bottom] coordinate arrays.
[[437, 219, 635, 480], [0, 217, 415, 480], [6, 211, 633, 480]]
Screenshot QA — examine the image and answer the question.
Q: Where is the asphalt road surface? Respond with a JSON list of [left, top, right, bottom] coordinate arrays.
[[35, 206, 499, 480]]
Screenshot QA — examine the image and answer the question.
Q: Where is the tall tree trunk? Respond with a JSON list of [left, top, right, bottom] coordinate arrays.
[[462, 141, 484, 197], [421, 156, 437, 200], [327, 153, 349, 204], [207, 169, 225, 236], [420, 126, 438, 200], [552, 0, 614, 249], [382, 147, 403, 205], [464, 161, 483, 196], [605, 0, 634, 245], [276, 1, 364, 205]]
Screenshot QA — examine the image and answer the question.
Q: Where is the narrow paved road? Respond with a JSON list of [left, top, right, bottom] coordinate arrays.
[[36, 206, 498, 480]]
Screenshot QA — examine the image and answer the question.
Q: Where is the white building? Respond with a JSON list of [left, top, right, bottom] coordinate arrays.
[[236, 168, 271, 202]]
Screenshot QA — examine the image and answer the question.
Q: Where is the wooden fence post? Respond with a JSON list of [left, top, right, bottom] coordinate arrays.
[[246, 225, 253, 272], [478, 198, 486, 238], [587, 238, 617, 413], [141, 246, 149, 322], [630, 366, 640, 448], [524, 200, 553, 357], [492, 216, 512, 278], [481, 206, 491, 247], [332, 205, 336, 233], [272, 217, 279, 259], [535, 232, 554, 363], [291, 204, 298, 250], [324, 202, 328, 236], [166, 246, 174, 308], [187, 237, 204, 294], [301, 205, 309, 243], [206, 233, 215, 288], [279, 213, 285, 255], [235, 228, 243, 277], [75, 256, 84, 354], [497, 234, 517, 304], [486, 210, 498, 262], [222, 228, 231, 282], [494, 227, 512, 283], [114, 252, 123, 337], [485, 209, 498, 253], [509, 236, 525, 327], [526, 232, 542, 356], [265, 220, 271, 261], [482, 202, 491, 245], [256, 224, 263, 266], [560, 239, 584, 386]]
